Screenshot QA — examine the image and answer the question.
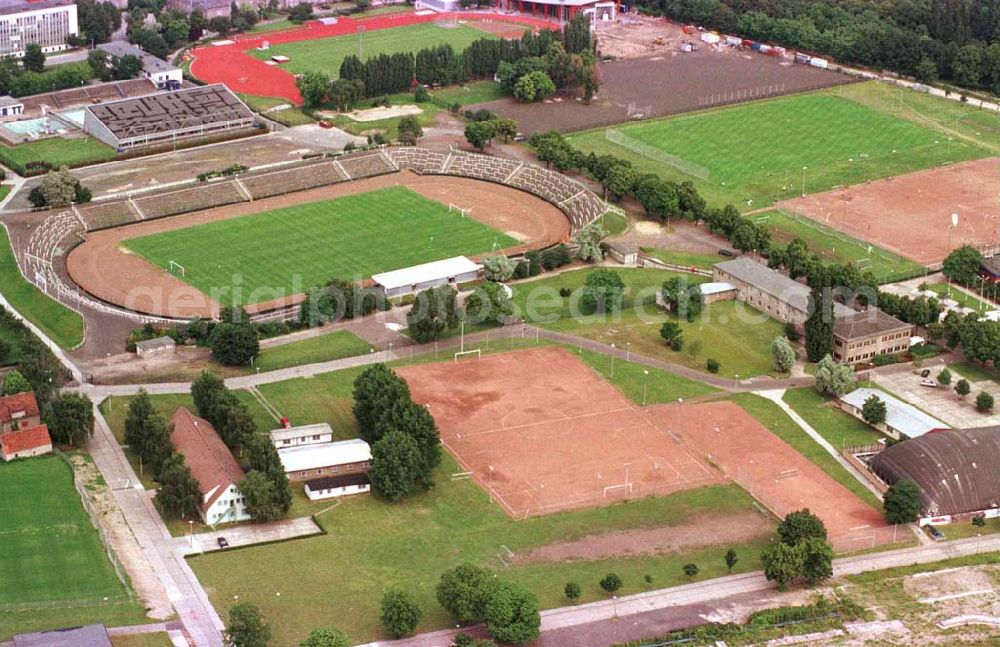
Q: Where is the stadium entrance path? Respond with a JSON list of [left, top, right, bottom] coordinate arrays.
[[357, 533, 1000, 647]]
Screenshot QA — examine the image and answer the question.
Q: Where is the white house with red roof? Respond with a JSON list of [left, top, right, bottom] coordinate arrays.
[[0, 391, 41, 433], [1, 423, 52, 461], [169, 408, 251, 524]]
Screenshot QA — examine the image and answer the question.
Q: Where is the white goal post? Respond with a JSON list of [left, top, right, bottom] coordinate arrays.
[[454, 348, 481, 362], [449, 203, 471, 218], [168, 260, 186, 277]]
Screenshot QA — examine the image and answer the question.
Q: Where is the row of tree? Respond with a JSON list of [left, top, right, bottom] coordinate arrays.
[[640, 0, 1000, 95]]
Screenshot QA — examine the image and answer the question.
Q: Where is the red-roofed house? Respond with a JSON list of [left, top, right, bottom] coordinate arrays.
[[0, 391, 41, 433], [169, 408, 251, 524], [1, 424, 52, 461]]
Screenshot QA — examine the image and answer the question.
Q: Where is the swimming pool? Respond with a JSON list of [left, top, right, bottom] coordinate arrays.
[[2, 109, 85, 137]]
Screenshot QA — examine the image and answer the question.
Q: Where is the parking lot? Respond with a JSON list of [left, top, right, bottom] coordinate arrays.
[[874, 367, 1000, 428]]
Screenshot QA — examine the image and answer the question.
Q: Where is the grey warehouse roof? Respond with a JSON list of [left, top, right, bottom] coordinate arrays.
[[714, 257, 853, 317]]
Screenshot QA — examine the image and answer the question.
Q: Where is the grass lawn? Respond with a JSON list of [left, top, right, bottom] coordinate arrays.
[[924, 283, 991, 311], [0, 136, 115, 172], [947, 361, 998, 384], [642, 247, 720, 270], [247, 18, 296, 33], [238, 93, 315, 126], [430, 80, 507, 107], [782, 388, 881, 449], [111, 635, 175, 647], [729, 393, 882, 509], [254, 330, 372, 373], [574, 347, 718, 403], [123, 186, 517, 306], [757, 210, 926, 284], [598, 210, 629, 236], [0, 456, 147, 639], [566, 87, 992, 210], [510, 267, 782, 377], [249, 23, 495, 76], [0, 227, 85, 349]]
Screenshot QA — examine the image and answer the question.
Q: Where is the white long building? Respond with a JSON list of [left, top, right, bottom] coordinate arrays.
[[0, 0, 78, 58]]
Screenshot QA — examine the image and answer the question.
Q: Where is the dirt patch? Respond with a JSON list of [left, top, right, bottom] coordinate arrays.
[[65, 171, 569, 319], [779, 157, 1000, 266], [466, 19, 536, 39], [329, 104, 423, 122], [515, 511, 773, 563], [593, 14, 688, 60]]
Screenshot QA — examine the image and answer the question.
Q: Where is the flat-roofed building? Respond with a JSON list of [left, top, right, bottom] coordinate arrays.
[[98, 41, 183, 89], [269, 422, 334, 449], [135, 335, 176, 357], [0, 0, 78, 58], [832, 309, 914, 364], [304, 472, 371, 500], [278, 437, 371, 482], [372, 256, 481, 299], [839, 387, 949, 441]]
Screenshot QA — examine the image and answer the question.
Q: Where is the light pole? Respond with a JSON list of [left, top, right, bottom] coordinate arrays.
[[626, 341, 631, 362], [188, 520, 194, 548], [801, 165, 807, 197], [610, 343, 616, 378], [948, 212, 959, 296], [488, 465, 494, 503], [642, 369, 649, 406]]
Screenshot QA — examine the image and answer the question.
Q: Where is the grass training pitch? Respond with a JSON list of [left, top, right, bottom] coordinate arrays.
[[249, 23, 498, 76], [567, 89, 992, 209], [0, 457, 130, 607], [123, 186, 517, 306]]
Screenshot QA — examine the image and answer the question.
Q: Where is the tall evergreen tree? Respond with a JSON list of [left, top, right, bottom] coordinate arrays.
[[804, 288, 833, 362]]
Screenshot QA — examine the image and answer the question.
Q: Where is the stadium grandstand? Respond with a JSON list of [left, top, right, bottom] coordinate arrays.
[[82, 84, 258, 151]]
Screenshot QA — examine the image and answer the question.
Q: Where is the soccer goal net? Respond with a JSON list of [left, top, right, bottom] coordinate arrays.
[[449, 203, 471, 218], [168, 260, 186, 277], [454, 348, 481, 362]]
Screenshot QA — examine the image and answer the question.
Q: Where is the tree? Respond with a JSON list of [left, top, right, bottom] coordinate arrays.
[[464, 120, 494, 151], [436, 563, 497, 624], [977, 390, 995, 412], [369, 429, 424, 501], [512, 70, 555, 102], [725, 548, 738, 573], [483, 581, 540, 644], [44, 392, 94, 447], [541, 244, 572, 270], [155, 453, 201, 519], [192, 370, 226, 419], [800, 537, 833, 585], [352, 364, 411, 441], [380, 588, 422, 638], [883, 479, 921, 524], [575, 221, 605, 262], [327, 78, 365, 112], [397, 115, 423, 145], [482, 256, 516, 282], [599, 572, 622, 594], [955, 378, 971, 398], [210, 322, 259, 366], [972, 515, 986, 529], [406, 286, 459, 343], [464, 282, 512, 326], [937, 368, 952, 386], [804, 289, 834, 362], [3, 369, 31, 395], [581, 269, 625, 314], [17, 338, 64, 403], [942, 246, 983, 286], [564, 582, 581, 600], [37, 168, 80, 207], [760, 542, 804, 591], [240, 470, 284, 521], [123, 389, 172, 477], [225, 602, 271, 647], [23, 44, 45, 73], [288, 2, 314, 23], [682, 563, 699, 578], [778, 509, 827, 546], [660, 321, 683, 348], [770, 335, 796, 373], [300, 628, 349, 647], [814, 355, 854, 397], [861, 394, 887, 426], [914, 56, 939, 83], [112, 54, 143, 81], [297, 71, 329, 107]]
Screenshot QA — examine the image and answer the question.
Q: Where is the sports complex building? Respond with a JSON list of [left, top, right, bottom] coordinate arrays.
[[493, 0, 618, 22]]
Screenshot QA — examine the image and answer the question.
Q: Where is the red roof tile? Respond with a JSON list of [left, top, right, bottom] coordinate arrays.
[[169, 408, 245, 514], [0, 391, 39, 425], [1, 424, 51, 456]]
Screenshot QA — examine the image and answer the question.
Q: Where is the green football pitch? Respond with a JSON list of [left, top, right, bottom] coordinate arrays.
[[566, 88, 993, 209], [123, 186, 518, 306], [0, 457, 130, 606], [248, 23, 501, 76]]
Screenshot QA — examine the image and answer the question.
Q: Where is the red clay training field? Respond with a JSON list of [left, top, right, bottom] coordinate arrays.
[[399, 347, 893, 551], [188, 11, 556, 104], [779, 157, 1000, 266]]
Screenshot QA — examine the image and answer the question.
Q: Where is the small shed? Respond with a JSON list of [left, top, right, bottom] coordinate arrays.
[[270, 422, 334, 449], [698, 281, 737, 304], [0, 96, 24, 119], [305, 473, 370, 500], [372, 256, 481, 299], [135, 336, 176, 357], [605, 241, 639, 266]]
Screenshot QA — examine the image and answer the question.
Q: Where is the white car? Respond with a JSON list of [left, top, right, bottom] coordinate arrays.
[[919, 379, 937, 388]]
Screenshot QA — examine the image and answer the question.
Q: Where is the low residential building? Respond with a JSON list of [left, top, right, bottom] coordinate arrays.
[[0, 0, 78, 58], [869, 426, 1000, 526], [0, 96, 24, 118], [0, 391, 41, 433], [169, 408, 251, 524], [135, 335, 176, 357], [832, 308, 914, 364], [1, 424, 52, 461], [98, 41, 183, 89], [269, 422, 334, 449], [278, 437, 371, 482], [839, 387, 949, 441], [605, 241, 639, 266], [372, 256, 481, 299], [13, 623, 112, 647], [304, 473, 371, 500], [713, 257, 852, 325]]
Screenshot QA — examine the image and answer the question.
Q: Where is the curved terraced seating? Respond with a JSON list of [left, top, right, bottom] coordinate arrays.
[[337, 152, 395, 180], [133, 180, 247, 220], [442, 152, 520, 184], [389, 147, 446, 173], [242, 161, 347, 200], [77, 200, 137, 231]]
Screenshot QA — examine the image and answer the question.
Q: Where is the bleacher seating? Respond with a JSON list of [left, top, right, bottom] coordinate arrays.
[[387, 147, 447, 173], [506, 164, 578, 205], [242, 161, 347, 200], [337, 152, 395, 180], [77, 201, 138, 231], [132, 180, 247, 220], [442, 152, 520, 184]]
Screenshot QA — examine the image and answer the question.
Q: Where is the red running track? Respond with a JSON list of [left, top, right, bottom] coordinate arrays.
[[188, 11, 558, 105]]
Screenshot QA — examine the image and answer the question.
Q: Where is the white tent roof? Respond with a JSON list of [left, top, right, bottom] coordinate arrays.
[[372, 256, 481, 291], [278, 438, 371, 472]]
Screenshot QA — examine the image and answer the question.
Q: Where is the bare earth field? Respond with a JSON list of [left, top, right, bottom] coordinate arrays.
[[65, 172, 568, 319], [780, 157, 1000, 266], [472, 48, 854, 134]]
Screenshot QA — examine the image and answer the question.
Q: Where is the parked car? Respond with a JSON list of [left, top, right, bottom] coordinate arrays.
[[217, 537, 229, 549], [919, 378, 937, 388], [925, 525, 944, 541], [920, 369, 931, 378], [718, 249, 736, 257]]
